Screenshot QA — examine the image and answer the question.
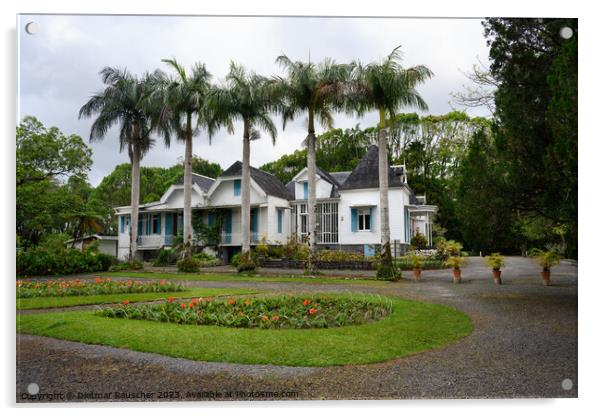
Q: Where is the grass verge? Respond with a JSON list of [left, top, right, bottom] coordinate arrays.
[[17, 288, 258, 310], [101, 271, 388, 286], [17, 294, 472, 366]]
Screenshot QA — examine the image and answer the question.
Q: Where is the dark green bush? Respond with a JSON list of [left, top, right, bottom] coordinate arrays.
[[109, 259, 144, 272], [410, 231, 428, 250], [236, 251, 257, 273], [177, 256, 200, 273], [153, 249, 171, 267], [16, 245, 114, 277]]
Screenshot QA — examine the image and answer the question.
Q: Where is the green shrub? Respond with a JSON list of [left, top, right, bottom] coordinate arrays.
[[282, 237, 309, 260], [315, 250, 366, 262], [177, 257, 200, 273], [153, 249, 171, 267], [193, 251, 217, 262], [236, 251, 257, 273], [255, 236, 270, 257], [410, 231, 428, 250], [484, 253, 504, 270], [110, 259, 144, 272], [444, 240, 463, 257], [16, 241, 116, 277], [267, 244, 284, 259]]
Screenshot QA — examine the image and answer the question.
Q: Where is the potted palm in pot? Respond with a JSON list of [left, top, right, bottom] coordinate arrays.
[[411, 254, 424, 280], [445, 256, 466, 283], [485, 253, 504, 284], [531, 249, 561, 286]]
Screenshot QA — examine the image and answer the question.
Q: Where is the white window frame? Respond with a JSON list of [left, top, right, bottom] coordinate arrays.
[[357, 207, 371, 231]]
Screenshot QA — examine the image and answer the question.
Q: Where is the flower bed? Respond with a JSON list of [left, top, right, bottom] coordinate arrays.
[[16, 278, 183, 298], [97, 294, 393, 329]]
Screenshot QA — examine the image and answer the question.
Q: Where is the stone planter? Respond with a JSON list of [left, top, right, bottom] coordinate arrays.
[[412, 268, 422, 280], [492, 269, 502, 285], [452, 268, 462, 284], [541, 270, 551, 286]]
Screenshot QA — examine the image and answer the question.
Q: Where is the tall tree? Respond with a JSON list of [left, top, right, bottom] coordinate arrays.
[[150, 59, 212, 257], [483, 18, 578, 257], [207, 62, 278, 256], [349, 46, 433, 278], [79, 67, 155, 260], [273, 55, 349, 269]]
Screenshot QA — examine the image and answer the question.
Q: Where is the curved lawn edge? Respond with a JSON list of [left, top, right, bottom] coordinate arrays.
[[16, 294, 473, 367], [17, 288, 259, 310]]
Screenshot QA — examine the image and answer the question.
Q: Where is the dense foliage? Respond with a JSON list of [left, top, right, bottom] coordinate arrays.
[[16, 235, 114, 277], [16, 277, 183, 298], [98, 294, 393, 329]]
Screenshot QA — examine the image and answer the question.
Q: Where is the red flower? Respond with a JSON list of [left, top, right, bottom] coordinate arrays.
[[309, 308, 317, 315], [160, 280, 167, 285], [167, 297, 175, 304], [261, 315, 269, 321], [272, 315, 279, 321], [121, 300, 130, 306], [180, 303, 187, 309], [303, 299, 310, 306], [228, 298, 236, 305]]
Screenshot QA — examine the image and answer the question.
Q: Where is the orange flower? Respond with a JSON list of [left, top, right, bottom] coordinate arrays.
[[309, 308, 317, 315], [180, 303, 187, 309], [303, 299, 310, 306], [261, 315, 269, 321], [160, 280, 167, 285], [245, 299, 251, 306], [121, 300, 130, 306], [272, 315, 279, 321], [228, 298, 236, 305], [167, 297, 175, 304]]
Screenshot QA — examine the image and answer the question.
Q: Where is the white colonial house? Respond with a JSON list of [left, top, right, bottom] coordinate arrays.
[[115, 145, 437, 260]]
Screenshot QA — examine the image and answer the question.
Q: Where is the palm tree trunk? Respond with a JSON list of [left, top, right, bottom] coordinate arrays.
[[241, 120, 251, 254], [183, 113, 193, 258], [306, 110, 317, 271], [378, 109, 392, 264], [129, 143, 141, 261]]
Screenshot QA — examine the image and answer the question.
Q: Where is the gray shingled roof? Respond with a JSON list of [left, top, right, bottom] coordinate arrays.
[[286, 167, 350, 199], [339, 145, 406, 190], [176, 173, 215, 192], [222, 161, 293, 200], [329, 171, 352, 186]]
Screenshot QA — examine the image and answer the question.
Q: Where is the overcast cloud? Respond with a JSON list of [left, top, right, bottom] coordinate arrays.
[[18, 15, 491, 186]]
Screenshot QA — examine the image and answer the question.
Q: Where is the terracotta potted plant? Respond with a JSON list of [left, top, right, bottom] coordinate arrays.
[[485, 253, 504, 284], [445, 256, 466, 283], [531, 249, 561, 286], [411, 254, 424, 280]]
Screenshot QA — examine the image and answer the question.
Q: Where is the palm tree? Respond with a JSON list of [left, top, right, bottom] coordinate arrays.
[[149, 59, 212, 257], [206, 62, 278, 256], [349, 46, 433, 278], [273, 55, 349, 269], [79, 67, 156, 260]]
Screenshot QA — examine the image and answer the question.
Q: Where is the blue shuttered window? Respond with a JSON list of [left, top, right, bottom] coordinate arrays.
[[165, 213, 172, 236], [250, 208, 258, 233], [207, 211, 215, 226], [120, 216, 125, 233], [277, 208, 283, 233], [351, 208, 358, 232], [303, 182, 308, 199], [404, 207, 410, 243], [233, 179, 241, 196], [225, 209, 232, 233], [157, 214, 161, 234]]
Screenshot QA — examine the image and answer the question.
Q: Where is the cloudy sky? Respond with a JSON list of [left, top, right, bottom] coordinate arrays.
[[18, 14, 491, 186]]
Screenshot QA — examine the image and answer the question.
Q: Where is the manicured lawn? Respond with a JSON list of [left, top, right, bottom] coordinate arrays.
[[102, 271, 388, 286], [17, 294, 472, 366], [17, 288, 258, 310]]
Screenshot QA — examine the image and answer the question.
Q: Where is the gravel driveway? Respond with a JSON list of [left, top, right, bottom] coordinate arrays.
[[16, 256, 577, 401]]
